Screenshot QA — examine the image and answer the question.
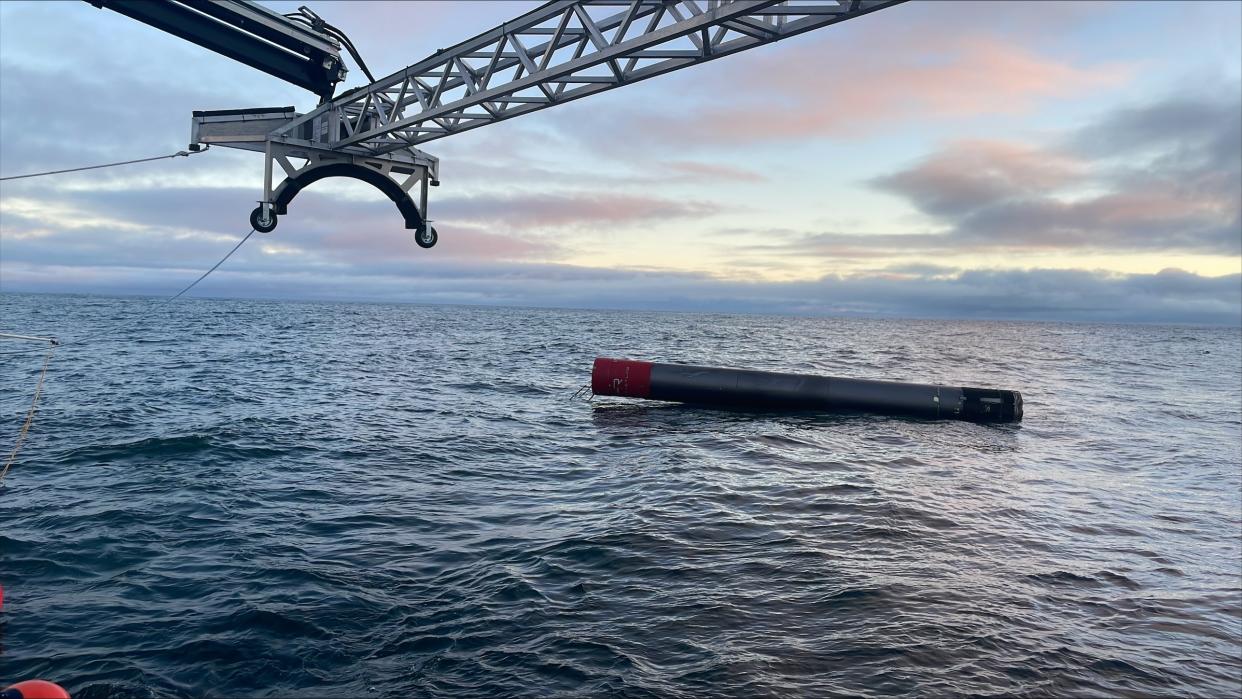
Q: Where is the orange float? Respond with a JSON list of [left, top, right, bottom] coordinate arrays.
[[1, 680, 71, 699]]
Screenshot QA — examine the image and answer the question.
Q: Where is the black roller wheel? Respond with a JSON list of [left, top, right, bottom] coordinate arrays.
[[250, 206, 278, 233], [415, 226, 438, 249]]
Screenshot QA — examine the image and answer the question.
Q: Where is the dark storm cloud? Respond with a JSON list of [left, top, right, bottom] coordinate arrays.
[[867, 89, 1242, 256]]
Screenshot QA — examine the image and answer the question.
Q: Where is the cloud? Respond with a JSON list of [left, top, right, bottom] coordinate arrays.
[[870, 141, 1086, 218], [686, 37, 1127, 143], [1070, 93, 1242, 166], [286, 1, 543, 85], [0, 1, 313, 175], [436, 192, 722, 230], [737, 231, 946, 260], [3, 256, 1237, 326], [542, 20, 1130, 153], [662, 161, 767, 184], [2, 0, 1238, 327], [321, 221, 557, 263], [866, 89, 1242, 255], [0, 61, 225, 175], [0, 179, 729, 269]]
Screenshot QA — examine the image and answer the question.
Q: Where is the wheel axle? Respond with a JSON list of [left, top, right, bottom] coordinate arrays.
[[249, 205, 277, 233]]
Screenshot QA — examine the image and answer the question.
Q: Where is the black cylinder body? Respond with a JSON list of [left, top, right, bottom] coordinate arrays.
[[592, 358, 1022, 423]]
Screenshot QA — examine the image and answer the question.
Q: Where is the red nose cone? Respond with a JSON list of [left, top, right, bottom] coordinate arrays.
[[3, 681, 71, 699], [592, 357, 653, 398]]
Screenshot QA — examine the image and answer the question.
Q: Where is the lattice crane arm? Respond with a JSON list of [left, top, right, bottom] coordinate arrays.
[[97, 0, 907, 247], [272, 0, 904, 155]]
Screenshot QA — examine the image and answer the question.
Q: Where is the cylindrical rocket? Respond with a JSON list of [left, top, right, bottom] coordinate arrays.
[[591, 358, 1022, 423]]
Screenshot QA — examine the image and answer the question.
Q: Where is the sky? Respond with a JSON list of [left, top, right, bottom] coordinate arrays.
[[1, 0, 1240, 324]]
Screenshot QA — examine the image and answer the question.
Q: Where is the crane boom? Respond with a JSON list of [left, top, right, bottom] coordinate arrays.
[[90, 0, 347, 99], [96, 0, 907, 246], [272, 0, 902, 155]]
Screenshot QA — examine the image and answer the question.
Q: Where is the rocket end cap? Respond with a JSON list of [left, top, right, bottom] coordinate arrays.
[[592, 358, 653, 398], [960, 387, 1023, 423]]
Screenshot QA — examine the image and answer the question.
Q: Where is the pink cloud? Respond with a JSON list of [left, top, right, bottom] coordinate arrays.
[[438, 192, 721, 229], [542, 20, 1132, 152], [233, 188, 721, 263], [316, 223, 559, 263], [303, 2, 1133, 158], [868, 91, 1241, 255], [665, 37, 1130, 143], [662, 160, 767, 183]]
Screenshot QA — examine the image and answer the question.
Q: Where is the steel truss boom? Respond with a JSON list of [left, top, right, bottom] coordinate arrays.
[[272, 0, 903, 156], [94, 0, 906, 245]]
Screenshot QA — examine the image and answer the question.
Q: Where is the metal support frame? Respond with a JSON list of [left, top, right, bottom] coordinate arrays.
[[264, 143, 435, 230], [192, 107, 439, 236], [169, 0, 905, 244], [271, 0, 903, 155]]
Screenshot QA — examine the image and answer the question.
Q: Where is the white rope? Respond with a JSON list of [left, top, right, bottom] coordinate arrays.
[[0, 344, 55, 488], [0, 332, 59, 345], [0, 227, 257, 485]]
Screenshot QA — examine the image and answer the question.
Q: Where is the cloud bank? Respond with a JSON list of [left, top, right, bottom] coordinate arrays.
[[3, 255, 1238, 326], [1, 0, 1239, 326], [871, 91, 1241, 256]]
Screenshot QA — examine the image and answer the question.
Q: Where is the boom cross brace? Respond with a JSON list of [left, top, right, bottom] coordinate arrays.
[[92, 0, 904, 249]]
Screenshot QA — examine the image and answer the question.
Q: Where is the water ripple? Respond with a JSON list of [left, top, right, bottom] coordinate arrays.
[[1, 295, 1239, 697]]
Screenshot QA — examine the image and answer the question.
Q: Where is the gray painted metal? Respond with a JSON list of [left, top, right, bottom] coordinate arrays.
[[190, 108, 439, 236], [110, 0, 908, 237]]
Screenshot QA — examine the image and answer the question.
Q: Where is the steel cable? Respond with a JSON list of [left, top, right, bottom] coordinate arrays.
[[0, 228, 256, 355], [0, 148, 206, 181], [0, 228, 257, 485]]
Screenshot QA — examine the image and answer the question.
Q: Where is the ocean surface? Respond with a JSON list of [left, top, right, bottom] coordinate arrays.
[[1, 293, 1239, 698]]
